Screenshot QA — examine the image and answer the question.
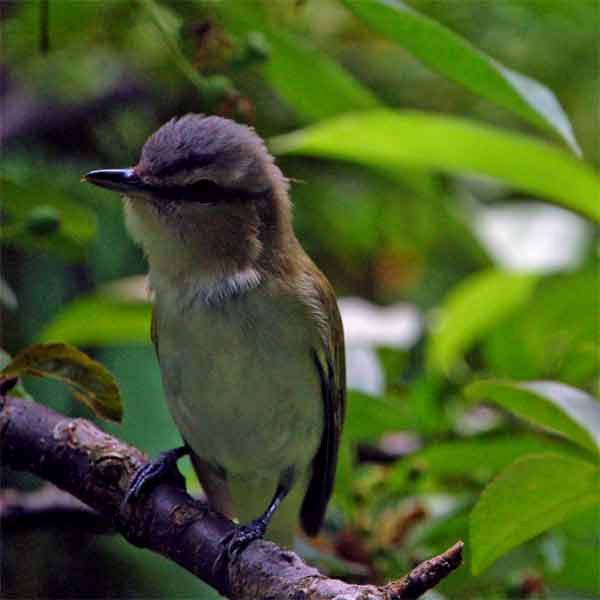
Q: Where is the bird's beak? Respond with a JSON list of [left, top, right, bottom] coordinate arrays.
[[82, 168, 143, 194]]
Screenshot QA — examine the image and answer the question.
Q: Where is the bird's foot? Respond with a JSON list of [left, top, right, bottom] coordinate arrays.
[[212, 517, 268, 576], [224, 518, 268, 557], [123, 446, 188, 508]]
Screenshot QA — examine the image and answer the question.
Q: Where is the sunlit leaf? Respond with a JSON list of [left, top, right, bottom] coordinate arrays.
[[426, 269, 538, 372], [1, 343, 122, 422], [341, 0, 580, 154], [465, 380, 600, 455], [271, 111, 600, 222], [470, 453, 600, 574], [39, 296, 152, 346]]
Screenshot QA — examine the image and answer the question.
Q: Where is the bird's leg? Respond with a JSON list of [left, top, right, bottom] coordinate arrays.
[[214, 482, 291, 573], [123, 445, 189, 507]]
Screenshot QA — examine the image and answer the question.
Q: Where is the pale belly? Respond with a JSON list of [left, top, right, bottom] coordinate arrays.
[[154, 287, 324, 481]]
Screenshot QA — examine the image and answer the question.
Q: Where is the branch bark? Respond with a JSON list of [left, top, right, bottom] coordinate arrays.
[[0, 395, 463, 599]]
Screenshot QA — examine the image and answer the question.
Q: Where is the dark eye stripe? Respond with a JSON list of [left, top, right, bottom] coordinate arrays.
[[151, 180, 266, 204], [155, 154, 217, 177]]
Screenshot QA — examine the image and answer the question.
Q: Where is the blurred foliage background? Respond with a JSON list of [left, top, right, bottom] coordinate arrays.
[[1, 1, 599, 598]]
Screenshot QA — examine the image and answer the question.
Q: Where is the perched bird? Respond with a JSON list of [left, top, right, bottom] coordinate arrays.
[[84, 115, 345, 555]]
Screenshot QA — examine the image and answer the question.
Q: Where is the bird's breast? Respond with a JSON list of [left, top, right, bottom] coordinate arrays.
[[154, 282, 324, 479]]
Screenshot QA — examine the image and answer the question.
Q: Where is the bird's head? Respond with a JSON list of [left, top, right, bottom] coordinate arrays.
[[84, 114, 292, 282]]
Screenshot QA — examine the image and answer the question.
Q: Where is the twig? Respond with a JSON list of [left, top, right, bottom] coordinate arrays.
[[0, 395, 463, 599]]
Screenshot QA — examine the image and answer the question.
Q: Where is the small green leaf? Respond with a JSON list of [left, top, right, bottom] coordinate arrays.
[[1, 343, 122, 422], [0, 348, 32, 400], [470, 453, 600, 574], [39, 296, 152, 346], [26, 205, 62, 235], [341, 0, 580, 154], [426, 269, 538, 372], [271, 110, 600, 222], [465, 380, 600, 455], [1, 177, 97, 260]]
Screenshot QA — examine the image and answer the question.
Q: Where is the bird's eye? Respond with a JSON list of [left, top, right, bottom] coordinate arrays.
[[187, 179, 221, 197]]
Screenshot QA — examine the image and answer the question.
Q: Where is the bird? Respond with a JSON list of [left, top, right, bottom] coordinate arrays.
[[84, 114, 346, 557]]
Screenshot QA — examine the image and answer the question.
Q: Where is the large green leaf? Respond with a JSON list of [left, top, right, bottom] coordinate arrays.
[[261, 30, 380, 122], [484, 270, 598, 385], [271, 111, 600, 222], [1, 343, 122, 422], [426, 269, 538, 373], [470, 453, 600, 574], [39, 296, 152, 346], [344, 390, 410, 443], [465, 380, 600, 455], [214, 1, 379, 122], [341, 0, 579, 154]]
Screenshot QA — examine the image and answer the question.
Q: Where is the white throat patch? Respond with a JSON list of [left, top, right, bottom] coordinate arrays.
[[202, 268, 262, 306], [151, 267, 262, 312]]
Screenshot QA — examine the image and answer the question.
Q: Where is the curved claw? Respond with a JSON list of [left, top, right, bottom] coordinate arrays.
[[122, 446, 188, 509], [227, 521, 267, 556], [212, 519, 268, 576]]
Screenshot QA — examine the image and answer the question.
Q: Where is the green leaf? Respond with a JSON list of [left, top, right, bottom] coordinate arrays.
[[390, 433, 584, 490], [547, 506, 600, 595], [0, 348, 33, 400], [215, 1, 379, 122], [39, 296, 152, 346], [1, 343, 122, 422], [345, 390, 410, 442], [1, 178, 97, 260], [271, 111, 600, 222], [262, 30, 380, 122], [341, 0, 580, 154], [470, 453, 600, 575], [426, 269, 538, 372], [140, 0, 231, 97], [465, 380, 600, 455], [484, 270, 598, 386]]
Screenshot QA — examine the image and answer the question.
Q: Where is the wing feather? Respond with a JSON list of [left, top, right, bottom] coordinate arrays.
[[300, 265, 346, 536]]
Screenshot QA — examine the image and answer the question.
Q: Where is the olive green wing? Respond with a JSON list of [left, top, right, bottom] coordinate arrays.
[[300, 267, 346, 537]]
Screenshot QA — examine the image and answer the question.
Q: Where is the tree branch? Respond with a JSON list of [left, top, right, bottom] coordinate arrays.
[[0, 483, 110, 531], [0, 395, 463, 599]]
